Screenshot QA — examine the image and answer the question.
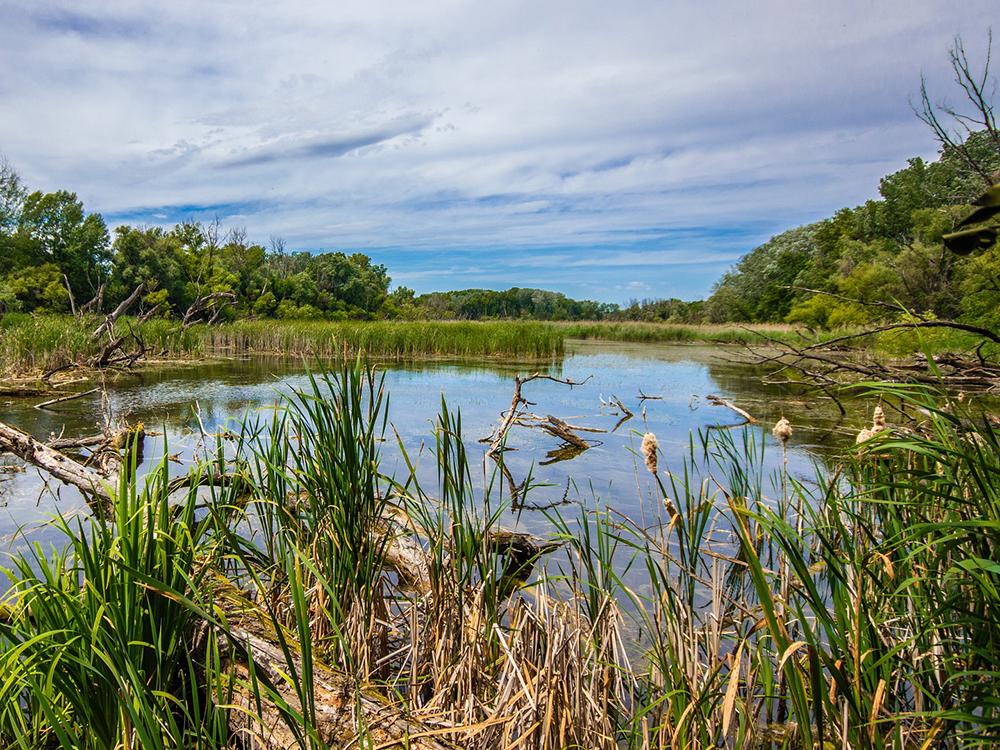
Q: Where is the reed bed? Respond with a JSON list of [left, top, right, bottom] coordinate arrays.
[[1, 364, 998, 748], [0, 313, 203, 376], [555, 320, 805, 345], [198, 319, 564, 360], [0, 316, 563, 376]]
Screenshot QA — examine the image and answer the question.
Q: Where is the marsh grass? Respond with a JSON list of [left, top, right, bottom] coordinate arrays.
[[555, 320, 805, 345], [0, 363, 998, 748], [0, 313, 203, 376], [5, 314, 995, 381], [199, 319, 564, 360], [0, 315, 563, 376]]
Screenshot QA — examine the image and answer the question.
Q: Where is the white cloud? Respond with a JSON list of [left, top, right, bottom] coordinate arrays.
[[0, 0, 994, 301]]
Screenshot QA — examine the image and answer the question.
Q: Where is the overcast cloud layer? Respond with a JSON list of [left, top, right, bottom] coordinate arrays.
[[0, 1, 995, 302]]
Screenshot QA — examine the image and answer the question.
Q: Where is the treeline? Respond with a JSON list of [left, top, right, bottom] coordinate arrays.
[[0, 161, 396, 321], [3, 135, 996, 330], [0, 158, 623, 323], [701, 129, 1000, 330], [404, 288, 617, 320]]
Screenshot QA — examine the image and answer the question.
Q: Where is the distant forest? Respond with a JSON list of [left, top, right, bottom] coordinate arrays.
[[1, 130, 998, 328]]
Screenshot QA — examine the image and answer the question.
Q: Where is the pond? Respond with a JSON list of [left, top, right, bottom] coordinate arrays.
[[0, 339, 852, 552]]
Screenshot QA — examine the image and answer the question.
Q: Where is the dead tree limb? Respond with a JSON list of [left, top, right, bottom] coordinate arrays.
[[93, 282, 145, 341], [62, 275, 77, 317], [182, 291, 236, 329], [221, 620, 458, 749], [536, 415, 590, 450], [611, 396, 633, 418], [34, 387, 99, 411], [706, 395, 758, 426], [47, 434, 107, 450], [79, 282, 106, 316], [484, 373, 592, 457]]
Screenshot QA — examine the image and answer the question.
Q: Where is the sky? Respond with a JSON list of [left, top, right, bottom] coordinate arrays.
[[0, 1, 996, 303]]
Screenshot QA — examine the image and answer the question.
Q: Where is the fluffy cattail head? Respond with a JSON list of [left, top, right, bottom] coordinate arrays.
[[662, 496, 678, 520], [772, 417, 793, 443], [641, 432, 658, 475], [856, 427, 874, 445], [872, 404, 886, 432]]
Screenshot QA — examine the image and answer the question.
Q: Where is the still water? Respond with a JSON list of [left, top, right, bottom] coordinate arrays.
[[0, 340, 851, 549]]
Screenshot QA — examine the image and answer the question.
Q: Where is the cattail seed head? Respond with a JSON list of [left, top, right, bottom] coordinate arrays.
[[856, 427, 874, 445], [662, 496, 678, 520], [772, 417, 792, 443], [641, 432, 658, 475], [872, 404, 886, 432]]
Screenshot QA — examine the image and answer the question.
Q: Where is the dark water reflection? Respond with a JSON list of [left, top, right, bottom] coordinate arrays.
[[0, 340, 855, 551]]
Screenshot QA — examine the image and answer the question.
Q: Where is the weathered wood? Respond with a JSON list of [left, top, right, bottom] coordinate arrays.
[[485, 373, 592, 457], [706, 394, 757, 425], [182, 291, 236, 329], [610, 396, 633, 418], [0, 420, 111, 503], [537, 415, 590, 449], [221, 612, 458, 750], [34, 387, 99, 410], [47, 434, 107, 450], [92, 282, 145, 341], [379, 520, 433, 595]]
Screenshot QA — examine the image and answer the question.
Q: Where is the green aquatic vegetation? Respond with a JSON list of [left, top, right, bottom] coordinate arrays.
[[199, 318, 564, 359], [0, 363, 997, 748]]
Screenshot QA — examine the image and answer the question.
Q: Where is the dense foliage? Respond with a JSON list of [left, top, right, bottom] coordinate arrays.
[[0, 163, 395, 321], [408, 287, 616, 320], [703, 130, 1000, 329]]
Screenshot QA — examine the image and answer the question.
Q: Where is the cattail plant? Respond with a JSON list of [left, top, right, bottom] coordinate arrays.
[[641, 431, 659, 475]]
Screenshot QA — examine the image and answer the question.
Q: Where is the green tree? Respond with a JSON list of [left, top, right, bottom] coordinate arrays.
[[18, 190, 110, 302]]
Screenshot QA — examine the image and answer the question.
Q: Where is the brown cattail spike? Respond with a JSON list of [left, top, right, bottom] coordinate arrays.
[[641, 432, 658, 475], [772, 417, 792, 444], [872, 404, 886, 432]]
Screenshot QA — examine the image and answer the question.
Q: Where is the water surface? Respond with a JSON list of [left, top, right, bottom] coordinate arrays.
[[0, 340, 851, 549]]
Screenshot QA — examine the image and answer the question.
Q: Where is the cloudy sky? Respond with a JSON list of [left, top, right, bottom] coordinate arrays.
[[0, 1, 995, 302]]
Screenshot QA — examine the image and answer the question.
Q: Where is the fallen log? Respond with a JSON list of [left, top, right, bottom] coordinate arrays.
[[34, 387, 100, 410], [0, 420, 563, 748], [706, 394, 757, 426], [47, 434, 108, 450], [217, 595, 459, 750], [0, 420, 112, 504]]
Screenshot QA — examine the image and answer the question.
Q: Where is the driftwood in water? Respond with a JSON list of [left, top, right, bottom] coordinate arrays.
[[47, 433, 111, 451], [0, 414, 571, 749], [706, 394, 758, 427], [0, 417, 145, 511], [0, 420, 112, 504], [536, 415, 590, 449], [484, 373, 592, 457], [34, 387, 99, 410]]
